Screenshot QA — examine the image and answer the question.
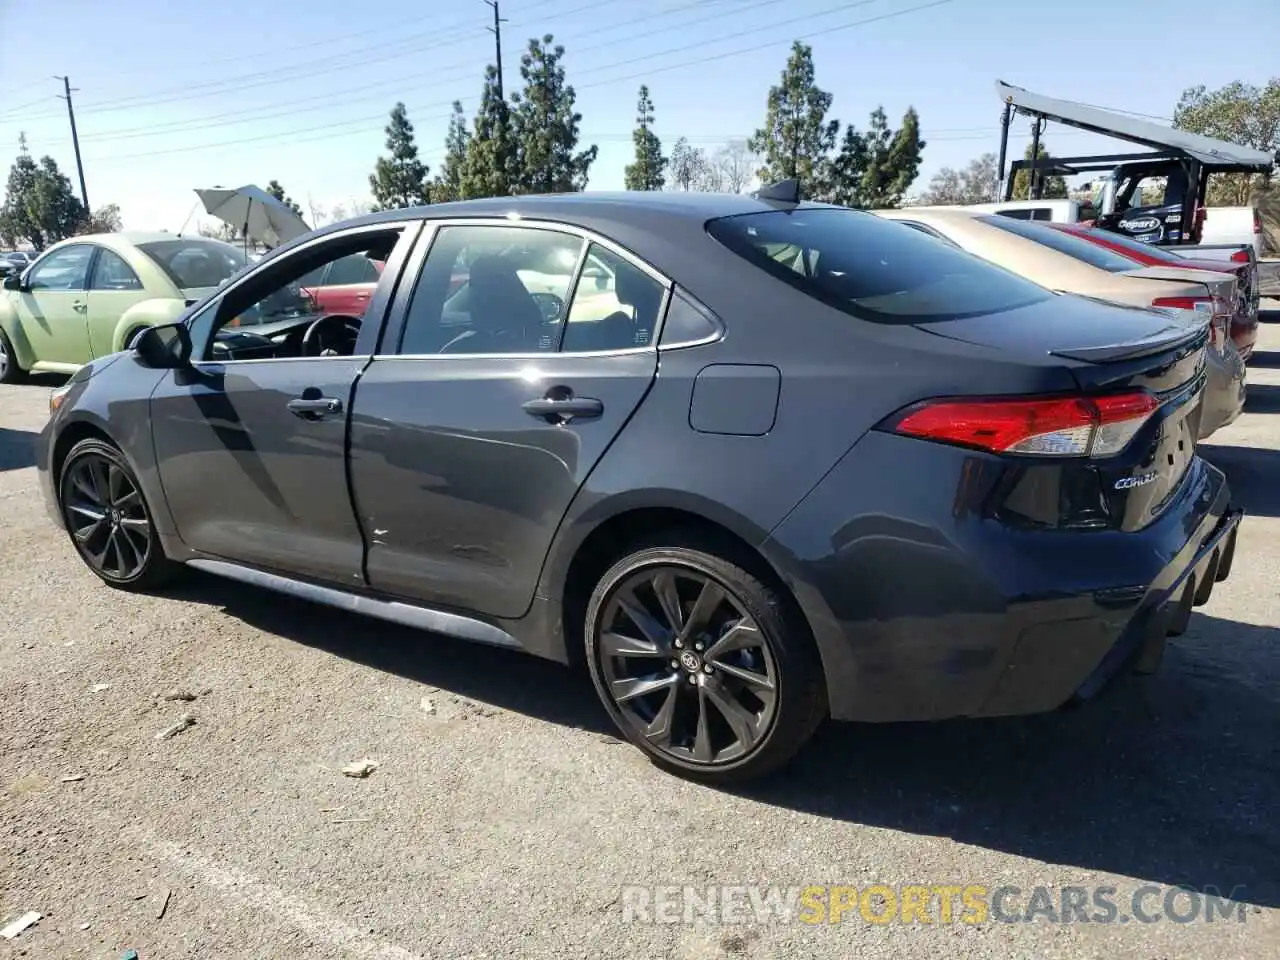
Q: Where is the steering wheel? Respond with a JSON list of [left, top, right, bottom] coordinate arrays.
[[530, 292, 564, 322], [301, 314, 361, 357]]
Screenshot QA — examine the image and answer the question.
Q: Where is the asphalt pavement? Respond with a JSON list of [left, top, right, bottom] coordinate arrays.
[[1, 320, 1278, 959]]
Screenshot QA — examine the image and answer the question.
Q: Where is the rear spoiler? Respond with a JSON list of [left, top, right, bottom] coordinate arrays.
[[1049, 324, 1206, 363]]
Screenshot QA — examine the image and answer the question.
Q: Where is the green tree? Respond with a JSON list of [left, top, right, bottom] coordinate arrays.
[[264, 179, 303, 216], [1012, 141, 1068, 200], [748, 41, 838, 197], [82, 203, 123, 233], [624, 85, 666, 191], [510, 35, 598, 193], [370, 102, 431, 210], [822, 107, 925, 209], [461, 66, 517, 199], [0, 136, 87, 250], [433, 101, 471, 203], [1174, 78, 1280, 205]]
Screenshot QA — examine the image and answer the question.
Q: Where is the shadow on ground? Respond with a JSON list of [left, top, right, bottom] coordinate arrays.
[[1247, 349, 1280, 369], [1199, 443, 1280, 518], [0, 426, 36, 472], [1244, 383, 1280, 414], [172, 574, 1280, 908]]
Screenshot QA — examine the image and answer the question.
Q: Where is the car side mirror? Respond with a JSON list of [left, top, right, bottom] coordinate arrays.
[[3, 274, 24, 291], [133, 322, 193, 369]]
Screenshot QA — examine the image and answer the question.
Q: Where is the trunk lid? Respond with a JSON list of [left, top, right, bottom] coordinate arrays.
[[917, 292, 1208, 530], [1120, 265, 1235, 300]]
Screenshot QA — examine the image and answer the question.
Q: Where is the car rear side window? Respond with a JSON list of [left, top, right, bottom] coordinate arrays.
[[137, 239, 248, 290], [980, 215, 1138, 273], [706, 209, 1050, 323]]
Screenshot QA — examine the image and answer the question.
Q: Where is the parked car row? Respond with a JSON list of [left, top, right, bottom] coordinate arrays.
[[872, 207, 1248, 440], [25, 187, 1242, 783]]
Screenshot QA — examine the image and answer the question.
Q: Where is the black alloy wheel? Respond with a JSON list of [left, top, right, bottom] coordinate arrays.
[[59, 439, 175, 590], [585, 539, 825, 782]]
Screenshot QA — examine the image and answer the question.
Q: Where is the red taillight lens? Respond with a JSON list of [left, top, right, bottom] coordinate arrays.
[[1151, 295, 1210, 311], [892, 392, 1159, 458], [1231, 249, 1251, 263]]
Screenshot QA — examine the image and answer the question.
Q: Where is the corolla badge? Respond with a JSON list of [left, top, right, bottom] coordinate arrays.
[[1115, 471, 1158, 490], [1119, 216, 1162, 233]]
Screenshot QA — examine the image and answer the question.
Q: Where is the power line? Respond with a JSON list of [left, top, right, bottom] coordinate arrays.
[[80, 0, 960, 166], [66, 0, 785, 143], [6, 0, 624, 123]]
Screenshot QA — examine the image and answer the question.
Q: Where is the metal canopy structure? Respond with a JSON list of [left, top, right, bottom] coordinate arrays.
[[995, 81, 1276, 172]]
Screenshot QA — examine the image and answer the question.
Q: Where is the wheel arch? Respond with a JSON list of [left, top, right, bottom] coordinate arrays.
[[0, 302, 36, 371], [549, 493, 819, 672]]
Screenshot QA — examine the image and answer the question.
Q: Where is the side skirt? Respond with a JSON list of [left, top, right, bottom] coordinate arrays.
[[185, 558, 523, 651]]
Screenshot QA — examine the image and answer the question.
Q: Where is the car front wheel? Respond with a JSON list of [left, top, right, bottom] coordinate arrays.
[[0, 327, 27, 384], [58, 438, 178, 591], [584, 535, 826, 783]]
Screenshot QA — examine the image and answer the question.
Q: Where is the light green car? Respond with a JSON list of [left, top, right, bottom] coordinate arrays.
[[0, 232, 248, 382]]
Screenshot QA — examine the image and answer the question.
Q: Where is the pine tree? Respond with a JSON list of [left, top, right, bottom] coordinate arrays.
[[434, 101, 471, 203], [369, 102, 431, 210], [460, 66, 517, 199], [824, 107, 926, 209], [825, 125, 870, 207], [0, 135, 86, 249], [1012, 141, 1068, 200], [747, 41, 838, 197], [264, 179, 303, 216], [510, 35, 598, 193], [623, 85, 666, 191]]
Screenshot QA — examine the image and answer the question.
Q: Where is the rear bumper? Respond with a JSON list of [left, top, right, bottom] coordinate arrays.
[[764, 433, 1240, 723]]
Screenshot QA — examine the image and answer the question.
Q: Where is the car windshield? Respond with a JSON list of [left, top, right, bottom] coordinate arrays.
[[706, 208, 1051, 323], [980, 215, 1139, 273], [137, 238, 248, 290]]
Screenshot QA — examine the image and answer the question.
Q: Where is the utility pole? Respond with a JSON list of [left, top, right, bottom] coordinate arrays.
[[484, 0, 508, 99], [54, 75, 89, 211]]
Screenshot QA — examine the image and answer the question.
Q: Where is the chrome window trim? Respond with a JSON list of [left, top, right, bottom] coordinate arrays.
[[379, 216, 675, 360]]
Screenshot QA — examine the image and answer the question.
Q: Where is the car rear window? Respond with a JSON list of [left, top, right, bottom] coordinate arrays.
[[137, 239, 248, 290], [706, 208, 1050, 324], [980, 215, 1139, 273]]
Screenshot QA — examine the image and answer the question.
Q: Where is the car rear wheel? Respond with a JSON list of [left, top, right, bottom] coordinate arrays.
[[0, 327, 27, 384], [584, 535, 826, 783], [58, 438, 178, 591]]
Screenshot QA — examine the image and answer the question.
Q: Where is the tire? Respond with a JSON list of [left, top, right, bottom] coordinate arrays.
[[0, 326, 27, 384], [58, 438, 180, 591], [584, 532, 827, 783]]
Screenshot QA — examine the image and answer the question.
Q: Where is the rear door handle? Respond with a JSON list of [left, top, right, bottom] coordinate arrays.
[[73, 301, 87, 313], [522, 395, 604, 423], [287, 396, 343, 419]]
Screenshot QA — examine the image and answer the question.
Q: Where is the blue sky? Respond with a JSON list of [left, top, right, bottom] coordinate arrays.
[[1, 0, 1276, 231]]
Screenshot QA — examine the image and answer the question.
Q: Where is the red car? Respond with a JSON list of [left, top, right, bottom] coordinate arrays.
[[300, 254, 384, 317], [1048, 223, 1258, 361]]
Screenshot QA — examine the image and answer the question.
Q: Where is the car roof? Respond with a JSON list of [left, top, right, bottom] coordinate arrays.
[[873, 207, 985, 222]]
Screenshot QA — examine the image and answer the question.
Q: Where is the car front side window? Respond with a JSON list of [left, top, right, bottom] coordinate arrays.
[[27, 244, 94, 291], [187, 225, 408, 362]]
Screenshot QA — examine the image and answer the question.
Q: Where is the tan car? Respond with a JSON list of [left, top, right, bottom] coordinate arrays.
[[872, 208, 1246, 439]]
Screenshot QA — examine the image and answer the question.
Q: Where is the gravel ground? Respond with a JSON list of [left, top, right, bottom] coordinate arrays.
[[2, 320, 1279, 960]]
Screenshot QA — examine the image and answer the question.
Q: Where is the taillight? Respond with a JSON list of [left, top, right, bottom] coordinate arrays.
[[1253, 209, 1262, 236], [1152, 295, 1229, 347], [1230, 249, 1251, 263], [891, 392, 1159, 458], [1151, 295, 1209, 311]]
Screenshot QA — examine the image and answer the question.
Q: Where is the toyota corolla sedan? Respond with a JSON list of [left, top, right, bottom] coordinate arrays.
[[36, 190, 1242, 782]]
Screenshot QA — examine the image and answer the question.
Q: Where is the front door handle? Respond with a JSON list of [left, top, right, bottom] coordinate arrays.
[[73, 301, 87, 313], [287, 396, 343, 419], [522, 394, 604, 423]]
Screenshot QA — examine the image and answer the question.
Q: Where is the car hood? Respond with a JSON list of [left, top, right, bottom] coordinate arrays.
[[916, 290, 1200, 361]]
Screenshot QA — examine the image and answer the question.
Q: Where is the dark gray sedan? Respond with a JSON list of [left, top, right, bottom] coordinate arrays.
[[36, 190, 1241, 782]]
